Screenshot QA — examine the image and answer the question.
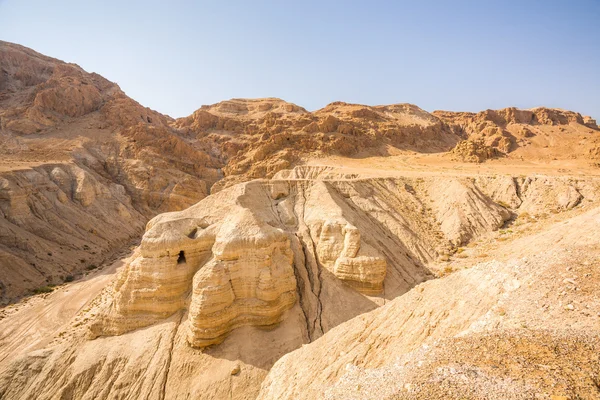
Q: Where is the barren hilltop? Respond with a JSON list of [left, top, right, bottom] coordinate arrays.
[[0, 41, 599, 400]]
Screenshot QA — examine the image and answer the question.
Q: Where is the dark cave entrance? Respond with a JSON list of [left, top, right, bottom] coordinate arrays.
[[177, 250, 186, 264]]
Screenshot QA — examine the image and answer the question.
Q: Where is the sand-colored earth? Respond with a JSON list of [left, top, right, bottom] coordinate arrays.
[[1, 40, 599, 399]]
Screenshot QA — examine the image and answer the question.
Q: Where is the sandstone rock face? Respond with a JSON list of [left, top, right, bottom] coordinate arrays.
[[427, 179, 511, 245], [2, 40, 600, 400], [180, 100, 464, 192], [92, 173, 408, 347], [449, 139, 500, 162], [516, 176, 585, 214], [187, 214, 297, 347], [176, 98, 600, 192], [314, 221, 386, 294], [3, 39, 599, 304], [436, 106, 600, 161], [0, 43, 113, 134], [583, 115, 598, 129]]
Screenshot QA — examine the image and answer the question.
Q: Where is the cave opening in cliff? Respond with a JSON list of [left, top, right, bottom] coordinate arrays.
[[188, 228, 198, 238], [177, 250, 186, 264]]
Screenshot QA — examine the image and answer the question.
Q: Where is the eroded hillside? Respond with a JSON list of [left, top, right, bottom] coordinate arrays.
[[177, 99, 600, 191], [2, 41, 599, 304], [258, 206, 600, 400], [1, 41, 600, 400], [0, 41, 221, 303], [0, 166, 599, 399]]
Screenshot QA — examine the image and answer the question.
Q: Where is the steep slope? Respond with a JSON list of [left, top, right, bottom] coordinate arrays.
[[0, 167, 598, 399], [2, 41, 600, 400], [0, 41, 221, 303], [257, 206, 600, 400]]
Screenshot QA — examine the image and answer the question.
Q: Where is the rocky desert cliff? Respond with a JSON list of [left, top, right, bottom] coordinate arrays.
[[0, 41, 222, 303], [0, 41, 599, 400]]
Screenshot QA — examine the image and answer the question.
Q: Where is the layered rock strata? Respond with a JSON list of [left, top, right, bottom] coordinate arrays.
[[0, 41, 222, 302], [1, 168, 599, 399], [90, 167, 595, 347], [92, 173, 400, 346], [0, 163, 146, 303], [92, 206, 298, 347], [3, 39, 599, 303]]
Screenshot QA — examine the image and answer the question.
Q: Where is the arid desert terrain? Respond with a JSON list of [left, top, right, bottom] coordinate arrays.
[[0, 41, 599, 399]]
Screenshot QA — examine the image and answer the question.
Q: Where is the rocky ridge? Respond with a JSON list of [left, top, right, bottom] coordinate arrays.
[[181, 100, 600, 192]]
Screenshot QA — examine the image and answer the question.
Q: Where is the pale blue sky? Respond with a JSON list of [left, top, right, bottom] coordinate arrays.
[[0, 0, 599, 119]]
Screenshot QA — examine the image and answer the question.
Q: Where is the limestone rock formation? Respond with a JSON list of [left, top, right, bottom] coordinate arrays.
[[314, 221, 386, 294], [1, 167, 599, 400], [2, 40, 600, 400], [91, 173, 406, 346], [2, 40, 599, 303], [177, 98, 600, 192], [257, 207, 600, 400], [186, 215, 297, 347], [449, 139, 500, 162], [186, 100, 466, 192], [437, 106, 600, 160], [91, 201, 298, 347], [426, 178, 511, 245], [583, 115, 598, 129], [0, 163, 145, 303], [89, 167, 590, 348]]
